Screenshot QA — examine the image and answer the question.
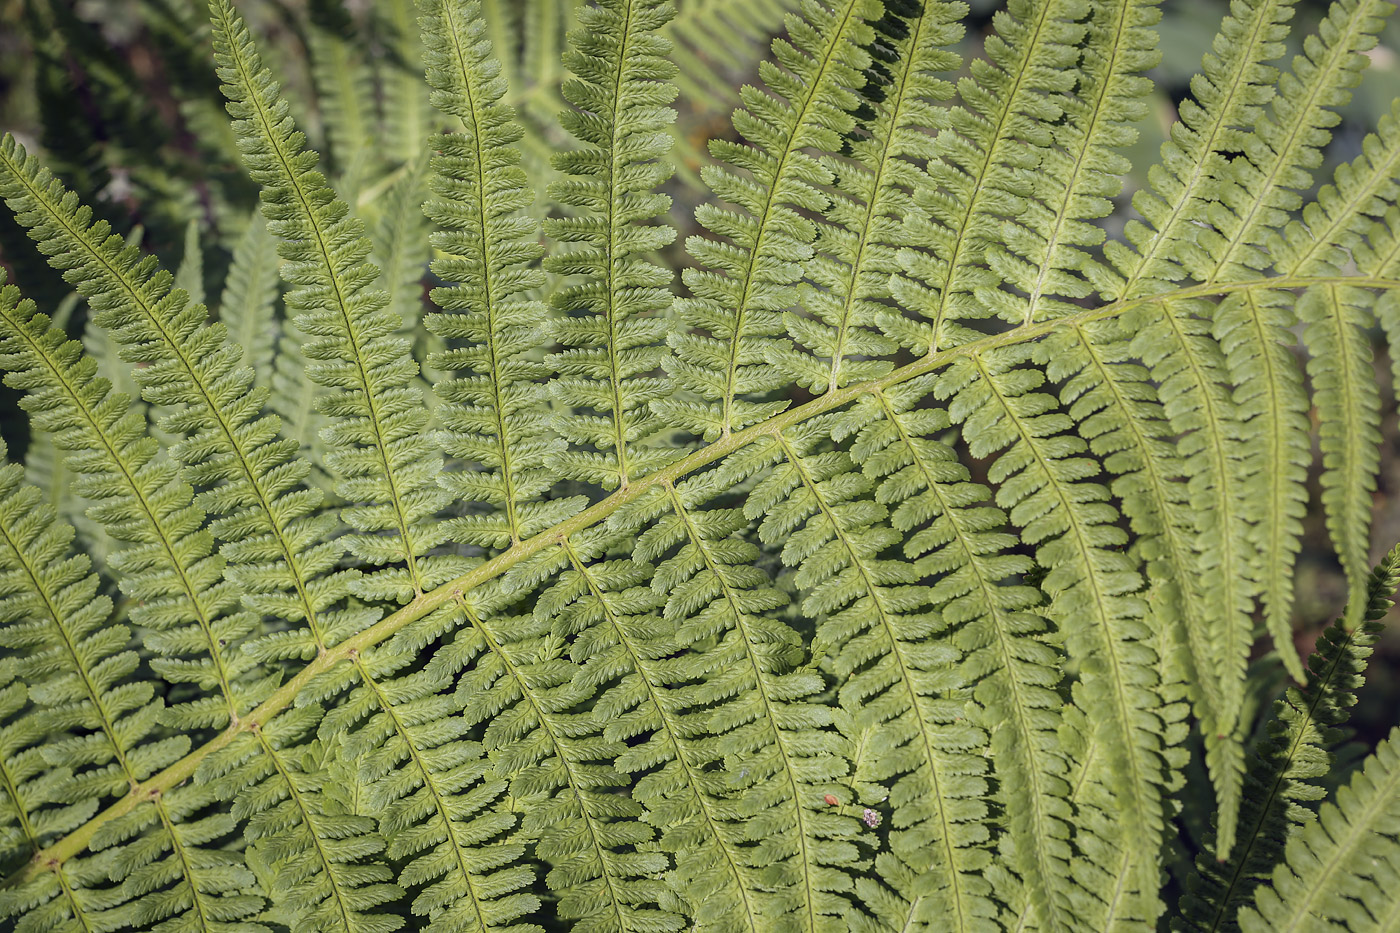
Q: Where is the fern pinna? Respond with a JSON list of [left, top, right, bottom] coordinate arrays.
[[1, 0, 1400, 930]]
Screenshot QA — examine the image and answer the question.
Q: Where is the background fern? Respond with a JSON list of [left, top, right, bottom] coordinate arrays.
[[0, 0, 1399, 931]]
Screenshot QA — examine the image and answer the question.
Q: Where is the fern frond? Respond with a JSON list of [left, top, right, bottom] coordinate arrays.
[[269, 320, 333, 491], [0, 631, 98, 928], [665, 0, 794, 110], [1176, 543, 1398, 933], [374, 0, 438, 166], [211, 0, 454, 604], [664, 0, 876, 438], [0, 277, 273, 732], [316, 604, 542, 933], [453, 559, 681, 933], [1200, 0, 1391, 281], [768, 0, 960, 395], [175, 219, 206, 307], [23, 412, 118, 577], [200, 705, 406, 933], [1124, 296, 1251, 845], [1188, 0, 1392, 684], [0, 132, 348, 673], [886, 0, 1088, 352], [419, 0, 571, 549], [621, 479, 830, 933], [1103, 0, 1295, 295], [1210, 289, 1309, 684], [216, 212, 281, 392], [0, 457, 263, 932], [745, 417, 999, 930], [1297, 284, 1383, 629], [938, 344, 1165, 909], [836, 378, 1073, 932], [979, 0, 1160, 329], [306, 3, 377, 189], [371, 158, 431, 339], [1238, 725, 1400, 932], [543, 0, 680, 489]]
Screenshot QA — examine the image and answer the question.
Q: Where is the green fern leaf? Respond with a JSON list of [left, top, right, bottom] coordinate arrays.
[[1238, 724, 1400, 932], [211, 0, 456, 605], [1176, 543, 1399, 933], [543, 0, 680, 489], [216, 212, 281, 392], [420, 0, 573, 549]]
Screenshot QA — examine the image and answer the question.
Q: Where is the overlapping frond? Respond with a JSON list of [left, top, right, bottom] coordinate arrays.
[[1176, 544, 1399, 933], [217, 212, 281, 392], [1237, 725, 1400, 932], [838, 376, 1072, 931], [314, 604, 542, 933], [306, 3, 377, 190], [889, 0, 1090, 350], [768, 0, 960, 395], [618, 479, 832, 933]]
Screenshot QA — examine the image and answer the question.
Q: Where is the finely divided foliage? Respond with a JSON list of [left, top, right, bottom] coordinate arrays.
[[0, 0, 1399, 930]]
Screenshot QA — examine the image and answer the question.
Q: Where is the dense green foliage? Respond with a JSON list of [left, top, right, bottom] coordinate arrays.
[[0, 0, 1399, 930]]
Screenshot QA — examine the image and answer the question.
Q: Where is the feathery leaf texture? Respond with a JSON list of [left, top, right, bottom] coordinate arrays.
[[1, 0, 1400, 930]]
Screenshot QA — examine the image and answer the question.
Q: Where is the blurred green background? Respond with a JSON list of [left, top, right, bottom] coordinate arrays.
[[0, 0, 1398, 763]]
